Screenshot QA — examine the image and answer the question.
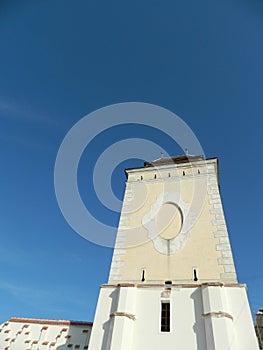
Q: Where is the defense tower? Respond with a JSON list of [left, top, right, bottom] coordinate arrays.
[[89, 155, 258, 350]]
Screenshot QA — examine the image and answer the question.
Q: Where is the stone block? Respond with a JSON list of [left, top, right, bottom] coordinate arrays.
[[208, 189, 218, 194], [213, 220, 226, 226], [214, 231, 227, 237], [224, 265, 236, 273], [110, 268, 120, 275], [110, 275, 121, 280], [209, 199, 220, 204], [210, 209, 221, 214], [215, 214, 224, 220], [217, 224, 227, 231], [112, 255, 122, 262], [219, 237, 229, 244], [111, 261, 124, 268], [218, 257, 233, 265], [116, 236, 127, 243], [114, 249, 126, 255], [221, 251, 233, 258], [216, 243, 231, 251], [220, 272, 237, 280]]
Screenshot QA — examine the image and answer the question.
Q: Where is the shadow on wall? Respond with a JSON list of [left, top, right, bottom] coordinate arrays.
[[190, 288, 207, 350], [56, 322, 91, 350], [101, 288, 120, 350]]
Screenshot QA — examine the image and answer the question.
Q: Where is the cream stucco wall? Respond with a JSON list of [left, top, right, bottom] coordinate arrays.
[[109, 158, 236, 284]]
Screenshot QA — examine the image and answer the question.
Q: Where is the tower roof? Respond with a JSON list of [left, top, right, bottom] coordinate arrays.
[[144, 154, 204, 167], [125, 155, 207, 175]]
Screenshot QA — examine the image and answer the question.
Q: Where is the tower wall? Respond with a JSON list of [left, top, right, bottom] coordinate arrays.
[[109, 157, 236, 284], [89, 283, 258, 350], [89, 156, 259, 349]]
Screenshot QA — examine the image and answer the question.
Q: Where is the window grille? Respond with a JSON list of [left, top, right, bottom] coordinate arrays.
[[161, 301, 170, 332]]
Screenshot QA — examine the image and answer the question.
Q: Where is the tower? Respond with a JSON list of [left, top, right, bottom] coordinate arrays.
[[89, 155, 258, 349]]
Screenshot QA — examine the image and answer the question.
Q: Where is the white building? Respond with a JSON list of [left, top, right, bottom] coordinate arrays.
[[89, 155, 259, 349], [1, 155, 259, 349], [0, 317, 92, 350]]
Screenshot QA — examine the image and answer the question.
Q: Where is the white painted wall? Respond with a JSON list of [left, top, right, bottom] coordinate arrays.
[[0, 318, 92, 350], [89, 284, 259, 350]]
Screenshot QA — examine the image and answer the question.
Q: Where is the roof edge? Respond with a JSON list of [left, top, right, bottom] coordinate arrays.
[[8, 317, 93, 327], [125, 155, 218, 175]]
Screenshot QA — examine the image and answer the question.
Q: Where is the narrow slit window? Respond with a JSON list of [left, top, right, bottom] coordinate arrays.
[[141, 269, 145, 282], [161, 301, 170, 332], [193, 268, 198, 281]]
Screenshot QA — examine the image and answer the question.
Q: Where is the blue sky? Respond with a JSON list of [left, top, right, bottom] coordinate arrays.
[[0, 0, 262, 323]]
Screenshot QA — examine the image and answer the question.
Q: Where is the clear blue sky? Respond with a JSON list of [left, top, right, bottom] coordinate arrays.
[[0, 0, 262, 323]]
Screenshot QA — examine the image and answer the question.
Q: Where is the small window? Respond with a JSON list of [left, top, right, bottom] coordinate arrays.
[[193, 268, 198, 281], [141, 269, 145, 282], [161, 301, 170, 332]]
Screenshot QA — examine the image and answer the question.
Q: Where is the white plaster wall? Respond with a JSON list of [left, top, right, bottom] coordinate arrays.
[[89, 285, 259, 350], [0, 319, 92, 350], [89, 287, 118, 349], [132, 286, 206, 350]]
